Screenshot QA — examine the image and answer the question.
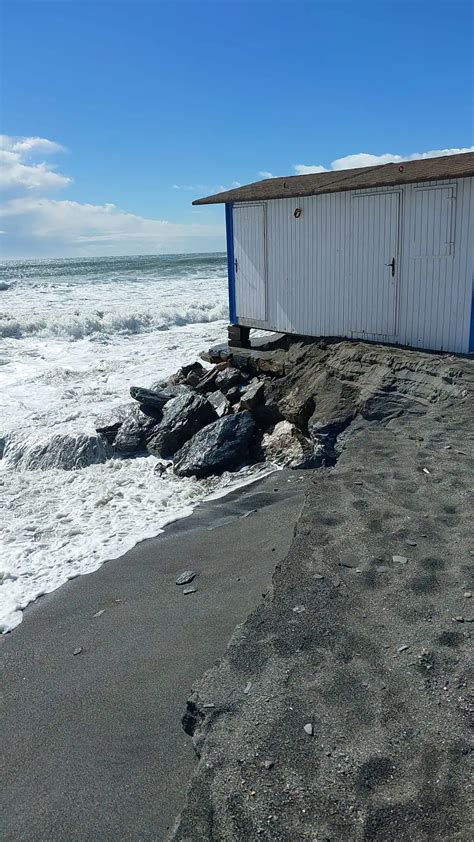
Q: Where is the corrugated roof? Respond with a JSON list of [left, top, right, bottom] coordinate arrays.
[[193, 152, 474, 205]]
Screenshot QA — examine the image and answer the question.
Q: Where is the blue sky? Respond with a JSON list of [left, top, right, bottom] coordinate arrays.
[[1, 0, 473, 258]]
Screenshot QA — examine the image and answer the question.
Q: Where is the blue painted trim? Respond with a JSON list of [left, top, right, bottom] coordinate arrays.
[[469, 271, 474, 353], [225, 203, 237, 324]]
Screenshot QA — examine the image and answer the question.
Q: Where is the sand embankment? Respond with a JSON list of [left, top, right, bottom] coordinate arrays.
[[173, 342, 474, 841]]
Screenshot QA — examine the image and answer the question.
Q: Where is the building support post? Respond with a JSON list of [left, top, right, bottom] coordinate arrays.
[[228, 324, 250, 348]]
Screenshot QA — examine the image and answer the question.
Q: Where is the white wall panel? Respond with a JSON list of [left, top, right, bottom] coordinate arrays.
[[234, 176, 474, 354]]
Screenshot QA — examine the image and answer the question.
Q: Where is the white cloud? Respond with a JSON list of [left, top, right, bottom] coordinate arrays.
[[1, 197, 221, 241], [294, 147, 474, 175], [293, 164, 328, 175], [1, 196, 224, 257], [0, 135, 71, 192], [0, 135, 66, 155], [0, 134, 226, 256], [258, 171, 274, 179], [0, 149, 72, 191]]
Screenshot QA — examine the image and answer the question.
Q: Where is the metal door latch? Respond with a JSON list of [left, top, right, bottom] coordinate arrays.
[[385, 257, 395, 277]]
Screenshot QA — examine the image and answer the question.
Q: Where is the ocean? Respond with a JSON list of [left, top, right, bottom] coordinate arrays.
[[0, 254, 269, 633]]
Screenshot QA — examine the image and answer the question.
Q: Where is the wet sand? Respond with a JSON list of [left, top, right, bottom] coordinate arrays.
[[0, 473, 306, 841]]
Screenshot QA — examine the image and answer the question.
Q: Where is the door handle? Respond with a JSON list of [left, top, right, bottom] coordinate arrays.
[[385, 257, 395, 277], [234, 258, 238, 274]]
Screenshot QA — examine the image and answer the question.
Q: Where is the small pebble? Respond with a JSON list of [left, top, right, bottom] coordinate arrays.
[[243, 681, 252, 695], [354, 481, 363, 485], [406, 539, 417, 547], [183, 587, 197, 595], [464, 592, 472, 599], [263, 760, 274, 770], [292, 605, 306, 614], [176, 570, 196, 585], [93, 609, 105, 617], [314, 573, 324, 580], [453, 616, 464, 623], [393, 555, 408, 564], [303, 723, 313, 736], [423, 468, 430, 475], [397, 644, 409, 653], [73, 647, 83, 656]]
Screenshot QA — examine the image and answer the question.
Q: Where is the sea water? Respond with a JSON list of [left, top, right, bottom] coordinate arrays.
[[0, 254, 269, 633]]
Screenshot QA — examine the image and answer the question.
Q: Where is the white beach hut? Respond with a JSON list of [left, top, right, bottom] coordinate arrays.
[[194, 152, 474, 354]]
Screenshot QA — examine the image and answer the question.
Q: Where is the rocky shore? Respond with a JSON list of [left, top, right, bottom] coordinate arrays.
[[93, 334, 473, 484]]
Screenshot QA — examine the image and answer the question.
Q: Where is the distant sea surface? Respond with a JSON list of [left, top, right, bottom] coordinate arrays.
[[0, 254, 268, 633]]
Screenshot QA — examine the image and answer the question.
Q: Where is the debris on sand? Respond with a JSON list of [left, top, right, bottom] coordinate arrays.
[[175, 570, 196, 586]]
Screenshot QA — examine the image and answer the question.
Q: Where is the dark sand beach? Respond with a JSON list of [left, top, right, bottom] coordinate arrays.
[[1, 473, 306, 841]]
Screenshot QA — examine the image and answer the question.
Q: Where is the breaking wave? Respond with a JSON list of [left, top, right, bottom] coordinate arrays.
[[3, 431, 114, 471], [0, 301, 228, 339]]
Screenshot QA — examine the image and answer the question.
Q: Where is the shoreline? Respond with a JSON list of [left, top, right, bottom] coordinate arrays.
[[1, 469, 307, 841], [2, 336, 473, 841]]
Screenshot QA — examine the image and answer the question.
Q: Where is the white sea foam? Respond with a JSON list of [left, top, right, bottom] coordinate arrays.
[[0, 301, 228, 339], [0, 254, 270, 633]]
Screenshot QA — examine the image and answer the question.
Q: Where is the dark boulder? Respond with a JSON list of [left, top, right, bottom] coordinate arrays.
[[207, 390, 232, 418], [174, 411, 255, 478], [195, 362, 229, 394], [147, 392, 217, 458], [225, 386, 242, 405], [95, 403, 133, 444], [169, 361, 206, 386], [240, 378, 265, 410], [113, 405, 161, 454], [129, 386, 170, 414], [214, 367, 245, 392]]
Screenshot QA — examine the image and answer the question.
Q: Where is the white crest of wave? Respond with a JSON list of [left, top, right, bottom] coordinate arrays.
[[3, 430, 113, 471], [0, 300, 228, 339]]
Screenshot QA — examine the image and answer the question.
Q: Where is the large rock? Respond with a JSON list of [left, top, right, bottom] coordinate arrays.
[[195, 362, 229, 394], [147, 392, 217, 458], [261, 420, 315, 468], [168, 361, 206, 386], [113, 405, 161, 454], [240, 378, 265, 410], [214, 367, 245, 392], [129, 386, 171, 414], [95, 403, 133, 444], [174, 411, 255, 478]]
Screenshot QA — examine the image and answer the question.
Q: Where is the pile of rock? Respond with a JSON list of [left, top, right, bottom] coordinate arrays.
[[94, 338, 467, 479], [93, 350, 316, 478]]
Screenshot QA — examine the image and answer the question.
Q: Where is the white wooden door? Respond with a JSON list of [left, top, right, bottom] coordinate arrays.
[[233, 204, 266, 322], [350, 192, 400, 335]]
